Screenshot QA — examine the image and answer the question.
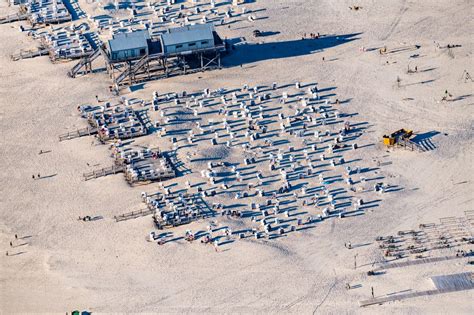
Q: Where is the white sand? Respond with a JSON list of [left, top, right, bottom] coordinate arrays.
[[1, 0, 473, 313]]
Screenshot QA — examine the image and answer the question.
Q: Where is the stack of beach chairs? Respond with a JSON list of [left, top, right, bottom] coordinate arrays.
[[41, 28, 95, 60], [115, 147, 176, 184], [143, 191, 213, 228], [85, 105, 149, 142], [20, 0, 71, 25]]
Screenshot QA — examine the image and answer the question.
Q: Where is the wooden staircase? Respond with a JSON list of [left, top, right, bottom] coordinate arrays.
[[68, 47, 101, 78], [114, 54, 149, 87]]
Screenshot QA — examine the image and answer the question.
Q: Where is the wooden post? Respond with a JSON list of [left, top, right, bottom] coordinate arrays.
[[111, 63, 115, 80], [128, 61, 132, 85], [164, 57, 168, 77], [147, 60, 150, 79], [183, 56, 186, 74]]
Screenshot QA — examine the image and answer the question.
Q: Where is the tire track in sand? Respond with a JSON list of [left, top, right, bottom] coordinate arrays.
[[380, 0, 408, 41]]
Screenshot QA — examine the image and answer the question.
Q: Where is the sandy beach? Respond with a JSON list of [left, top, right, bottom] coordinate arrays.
[[1, 0, 473, 313]]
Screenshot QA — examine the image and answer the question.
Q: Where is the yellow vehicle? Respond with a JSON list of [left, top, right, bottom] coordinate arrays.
[[383, 129, 413, 146]]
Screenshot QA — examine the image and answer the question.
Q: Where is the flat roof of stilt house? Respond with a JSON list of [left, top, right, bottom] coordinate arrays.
[[161, 24, 215, 46], [160, 23, 216, 53], [107, 30, 150, 61], [104, 25, 224, 63]]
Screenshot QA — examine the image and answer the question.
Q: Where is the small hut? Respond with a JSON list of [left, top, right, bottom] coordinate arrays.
[[108, 30, 150, 62], [160, 24, 216, 55]]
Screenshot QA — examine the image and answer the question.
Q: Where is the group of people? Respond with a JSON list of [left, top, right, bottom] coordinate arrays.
[[5, 234, 20, 257], [302, 33, 321, 40]]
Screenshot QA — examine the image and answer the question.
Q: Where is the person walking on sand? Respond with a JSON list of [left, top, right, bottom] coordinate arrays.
[[371, 287, 374, 298], [32, 175, 35, 180], [462, 70, 472, 82]]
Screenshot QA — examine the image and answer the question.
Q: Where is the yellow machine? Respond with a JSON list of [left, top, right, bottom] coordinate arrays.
[[383, 129, 413, 146]]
